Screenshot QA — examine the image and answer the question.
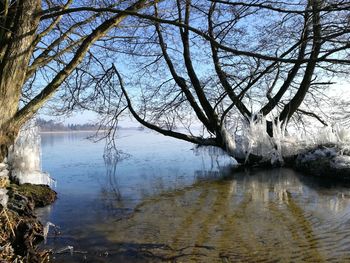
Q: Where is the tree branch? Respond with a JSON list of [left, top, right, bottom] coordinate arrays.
[[114, 65, 218, 146], [13, 0, 151, 127], [39, 6, 350, 64]]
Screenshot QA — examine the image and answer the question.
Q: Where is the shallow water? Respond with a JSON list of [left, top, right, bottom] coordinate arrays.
[[38, 130, 350, 262]]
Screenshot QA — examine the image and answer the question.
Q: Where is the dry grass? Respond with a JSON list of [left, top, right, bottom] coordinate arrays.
[[0, 207, 18, 262], [0, 177, 9, 188], [0, 207, 49, 263]]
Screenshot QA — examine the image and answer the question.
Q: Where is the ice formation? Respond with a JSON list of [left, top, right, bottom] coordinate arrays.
[[43, 222, 56, 243], [311, 125, 350, 146], [0, 159, 10, 207], [56, 246, 74, 255], [193, 144, 238, 173], [8, 120, 55, 186], [236, 115, 286, 164], [221, 114, 350, 165], [220, 126, 236, 155], [0, 188, 8, 207]]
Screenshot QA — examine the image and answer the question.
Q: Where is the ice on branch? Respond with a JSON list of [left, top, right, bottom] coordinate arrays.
[[216, 114, 350, 166], [237, 115, 286, 164]]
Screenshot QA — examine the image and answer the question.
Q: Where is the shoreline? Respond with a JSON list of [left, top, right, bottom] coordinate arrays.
[[0, 183, 57, 262], [39, 130, 107, 134], [39, 127, 146, 134], [1, 142, 350, 261]]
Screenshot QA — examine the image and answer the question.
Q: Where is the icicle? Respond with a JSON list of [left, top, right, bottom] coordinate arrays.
[[241, 114, 275, 162], [316, 126, 337, 145], [8, 119, 55, 186], [56, 246, 74, 255], [270, 118, 285, 165], [333, 124, 350, 144], [224, 112, 350, 164], [43, 222, 56, 244]]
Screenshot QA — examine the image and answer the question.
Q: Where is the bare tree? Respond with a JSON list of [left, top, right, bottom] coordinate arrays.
[[0, 0, 349, 163], [80, 0, 349, 162], [0, 0, 158, 161]]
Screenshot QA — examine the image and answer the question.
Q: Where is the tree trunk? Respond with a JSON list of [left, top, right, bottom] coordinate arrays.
[[0, 0, 41, 162], [278, 0, 322, 123]]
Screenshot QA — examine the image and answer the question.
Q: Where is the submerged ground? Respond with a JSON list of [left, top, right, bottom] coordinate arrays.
[[38, 130, 350, 262]]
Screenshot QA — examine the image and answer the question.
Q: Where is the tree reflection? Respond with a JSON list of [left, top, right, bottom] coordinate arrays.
[[99, 147, 131, 217], [95, 168, 350, 262], [104, 153, 122, 201]]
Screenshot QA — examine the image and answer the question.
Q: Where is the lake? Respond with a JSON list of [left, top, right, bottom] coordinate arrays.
[[37, 130, 350, 262]]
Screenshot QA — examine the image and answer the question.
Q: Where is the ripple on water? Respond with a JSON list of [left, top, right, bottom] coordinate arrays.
[[40, 131, 350, 262], [74, 169, 350, 262]]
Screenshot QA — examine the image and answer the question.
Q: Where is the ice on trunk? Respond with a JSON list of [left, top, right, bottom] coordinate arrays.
[[8, 120, 54, 186], [220, 126, 236, 155], [240, 115, 285, 164]]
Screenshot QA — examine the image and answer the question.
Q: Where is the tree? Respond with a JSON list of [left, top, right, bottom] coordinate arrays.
[[79, 0, 348, 162], [0, 0, 349, 163], [0, 0, 156, 161]]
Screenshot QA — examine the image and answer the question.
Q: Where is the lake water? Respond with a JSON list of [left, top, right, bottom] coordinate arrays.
[[37, 130, 350, 262]]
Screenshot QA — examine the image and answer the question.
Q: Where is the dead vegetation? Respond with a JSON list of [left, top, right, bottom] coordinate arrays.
[[0, 184, 56, 262], [0, 206, 49, 262]]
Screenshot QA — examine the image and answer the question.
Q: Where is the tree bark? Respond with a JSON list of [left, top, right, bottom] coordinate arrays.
[[0, 0, 41, 162], [279, 0, 322, 123]]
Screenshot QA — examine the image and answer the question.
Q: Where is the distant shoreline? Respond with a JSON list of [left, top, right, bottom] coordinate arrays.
[[39, 130, 107, 133], [39, 128, 144, 133]]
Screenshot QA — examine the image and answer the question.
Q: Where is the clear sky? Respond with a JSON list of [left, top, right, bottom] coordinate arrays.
[[39, 76, 348, 128]]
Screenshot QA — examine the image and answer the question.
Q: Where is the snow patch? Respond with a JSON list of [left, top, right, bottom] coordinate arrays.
[[331, 155, 350, 169]]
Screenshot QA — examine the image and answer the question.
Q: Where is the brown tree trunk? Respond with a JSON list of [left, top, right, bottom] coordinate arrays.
[[0, 0, 41, 162]]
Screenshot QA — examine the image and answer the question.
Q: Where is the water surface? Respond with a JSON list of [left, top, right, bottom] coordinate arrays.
[[38, 130, 350, 262]]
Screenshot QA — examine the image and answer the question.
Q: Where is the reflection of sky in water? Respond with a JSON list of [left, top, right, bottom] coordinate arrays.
[[38, 130, 228, 229], [37, 130, 350, 262]]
